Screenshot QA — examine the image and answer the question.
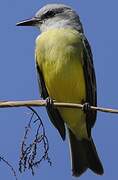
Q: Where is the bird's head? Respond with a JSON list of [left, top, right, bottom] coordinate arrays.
[[16, 4, 83, 32]]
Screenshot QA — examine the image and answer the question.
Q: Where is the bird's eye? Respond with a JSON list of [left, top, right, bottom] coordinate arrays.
[[44, 10, 56, 18]]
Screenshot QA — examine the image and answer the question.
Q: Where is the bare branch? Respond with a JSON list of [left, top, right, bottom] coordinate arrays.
[[0, 100, 117, 114], [0, 99, 117, 176], [0, 156, 18, 180], [19, 106, 52, 175]]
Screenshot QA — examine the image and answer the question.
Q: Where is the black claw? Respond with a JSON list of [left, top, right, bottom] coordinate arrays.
[[46, 97, 54, 111], [82, 102, 91, 113]]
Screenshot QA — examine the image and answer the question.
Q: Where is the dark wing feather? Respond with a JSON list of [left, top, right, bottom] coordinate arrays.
[[68, 36, 100, 174], [36, 62, 66, 140], [81, 35, 97, 136]]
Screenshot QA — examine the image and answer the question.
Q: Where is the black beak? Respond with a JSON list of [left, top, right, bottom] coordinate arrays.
[[16, 17, 41, 26]]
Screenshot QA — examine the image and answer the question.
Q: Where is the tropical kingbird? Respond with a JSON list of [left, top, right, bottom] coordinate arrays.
[[16, 4, 103, 177]]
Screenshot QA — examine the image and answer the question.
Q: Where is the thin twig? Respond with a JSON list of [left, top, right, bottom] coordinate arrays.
[[0, 156, 18, 180], [19, 106, 51, 175], [0, 100, 117, 114]]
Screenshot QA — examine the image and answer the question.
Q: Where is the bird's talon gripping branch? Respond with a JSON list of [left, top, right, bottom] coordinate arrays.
[[46, 97, 54, 110], [82, 102, 91, 113]]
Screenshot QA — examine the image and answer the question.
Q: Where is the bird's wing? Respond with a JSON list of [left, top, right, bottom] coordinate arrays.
[[81, 34, 97, 136], [67, 35, 98, 176], [36, 61, 66, 140]]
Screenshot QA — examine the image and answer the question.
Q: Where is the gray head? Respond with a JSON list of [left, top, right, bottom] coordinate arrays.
[[16, 4, 83, 33]]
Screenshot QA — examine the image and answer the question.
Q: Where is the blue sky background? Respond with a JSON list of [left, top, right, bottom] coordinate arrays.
[[0, 0, 118, 180]]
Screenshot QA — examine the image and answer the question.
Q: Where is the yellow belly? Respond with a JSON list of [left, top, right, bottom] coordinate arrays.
[[36, 28, 88, 139]]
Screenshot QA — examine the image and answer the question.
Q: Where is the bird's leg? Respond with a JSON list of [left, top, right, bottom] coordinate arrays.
[[46, 97, 54, 111], [82, 102, 91, 113]]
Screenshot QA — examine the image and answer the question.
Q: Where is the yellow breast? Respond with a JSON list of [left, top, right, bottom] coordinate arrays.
[[36, 29, 86, 101], [36, 28, 88, 139]]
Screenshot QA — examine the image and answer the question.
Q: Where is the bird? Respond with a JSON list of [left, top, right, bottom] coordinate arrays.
[[16, 3, 104, 177]]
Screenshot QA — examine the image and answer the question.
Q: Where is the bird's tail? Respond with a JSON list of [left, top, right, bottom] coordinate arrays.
[[68, 129, 104, 176]]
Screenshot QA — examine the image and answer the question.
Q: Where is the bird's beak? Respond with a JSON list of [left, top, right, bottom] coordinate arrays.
[[16, 17, 41, 26]]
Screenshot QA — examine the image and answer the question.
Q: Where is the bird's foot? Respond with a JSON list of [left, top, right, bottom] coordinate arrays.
[[82, 102, 91, 113], [46, 97, 54, 111]]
